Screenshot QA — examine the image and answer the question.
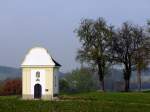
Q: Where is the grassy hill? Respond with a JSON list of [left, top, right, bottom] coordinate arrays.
[[1, 92, 150, 112]]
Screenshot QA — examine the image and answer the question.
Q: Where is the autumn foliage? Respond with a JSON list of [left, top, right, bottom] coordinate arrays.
[[0, 78, 22, 96]]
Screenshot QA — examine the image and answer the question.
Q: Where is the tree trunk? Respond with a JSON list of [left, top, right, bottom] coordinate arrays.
[[125, 79, 130, 92], [124, 59, 131, 92], [137, 69, 142, 91], [124, 69, 130, 92], [100, 80, 105, 92], [98, 63, 105, 91]]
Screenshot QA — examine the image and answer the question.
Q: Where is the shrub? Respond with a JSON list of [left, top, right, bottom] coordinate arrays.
[[1, 78, 22, 95]]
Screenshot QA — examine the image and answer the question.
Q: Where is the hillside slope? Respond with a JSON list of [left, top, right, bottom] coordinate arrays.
[[0, 66, 21, 80]]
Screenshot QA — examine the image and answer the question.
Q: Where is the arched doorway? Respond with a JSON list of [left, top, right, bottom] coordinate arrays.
[[34, 84, 42, 99]]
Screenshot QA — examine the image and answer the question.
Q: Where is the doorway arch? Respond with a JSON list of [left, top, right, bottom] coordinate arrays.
[[34, 84, 42, 99]]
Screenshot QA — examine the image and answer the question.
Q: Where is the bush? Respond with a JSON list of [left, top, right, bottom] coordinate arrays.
[[0, 78, 22, 96], [59, 78, 70, 93], [60, 68, 98, 93]]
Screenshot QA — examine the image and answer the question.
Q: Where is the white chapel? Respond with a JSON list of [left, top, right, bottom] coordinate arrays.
[[21, 47, 61, 100]]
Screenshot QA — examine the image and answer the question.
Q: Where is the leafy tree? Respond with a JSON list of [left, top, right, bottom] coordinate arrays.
[[134, 48, 148, 91], [146, 20, 150, 61], [111, 22, 146, 91], [134, 21, 150, 91], [132, 26, 149, 91], [59, 78, 69, 93], [65, 68, 98, 93], [75, 18, 113, 91]]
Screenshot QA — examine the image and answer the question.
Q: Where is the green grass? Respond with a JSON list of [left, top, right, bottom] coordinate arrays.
[[1, 92, 150, 112]]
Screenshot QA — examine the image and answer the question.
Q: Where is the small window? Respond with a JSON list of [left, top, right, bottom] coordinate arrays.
[[36, 71, 40, 78]]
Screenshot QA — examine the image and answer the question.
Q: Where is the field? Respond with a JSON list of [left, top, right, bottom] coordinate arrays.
[[1, 92, 150, 112]]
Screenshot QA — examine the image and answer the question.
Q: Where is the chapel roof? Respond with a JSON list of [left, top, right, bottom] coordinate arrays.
[[21, 47, 61, 67]]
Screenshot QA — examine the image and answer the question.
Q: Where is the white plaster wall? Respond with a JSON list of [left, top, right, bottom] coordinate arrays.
[[31, 69, 46, 95]]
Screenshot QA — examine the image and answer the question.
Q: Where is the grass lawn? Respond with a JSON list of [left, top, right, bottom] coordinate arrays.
[[1, 92, 150, 112]]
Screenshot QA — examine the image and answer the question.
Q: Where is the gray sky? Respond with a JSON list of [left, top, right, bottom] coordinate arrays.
[[0, 0, 149, 72]]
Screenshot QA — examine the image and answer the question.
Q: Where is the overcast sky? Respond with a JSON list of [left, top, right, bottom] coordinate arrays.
[[0, 0, 149, 72]]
